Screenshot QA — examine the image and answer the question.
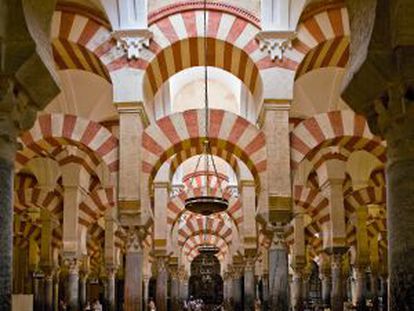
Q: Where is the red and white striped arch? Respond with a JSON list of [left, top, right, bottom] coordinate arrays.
[[79, 187, 115, 227], [183, 233, 229, 262], [169, 149, 240, 182], [291, 4, 350, 76], [290, 111, 386, 169], [344, 187, 386, 216], [177, 214, 233, 247], [15, 188, 63, 221], [293, 185, 329, 234], [17, 114, 119, 173], [51, 10, 116, 80], [142, 6, 269, 105], [142, 109, 266, 189]]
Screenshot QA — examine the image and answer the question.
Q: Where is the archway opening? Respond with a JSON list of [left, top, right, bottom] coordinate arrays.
[[189, 247, 223, 306]]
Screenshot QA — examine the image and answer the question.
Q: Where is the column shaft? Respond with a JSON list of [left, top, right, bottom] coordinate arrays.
[[262, 274, 269, 310], [44, 274, 54, 311], [171, 278, 180, 311], [244, 263, 255, 311], [386, 150, 414, 309], [124, 249, 143, 311], [79, 275, 87, 309], [0, 156, 14, 308], [331, 253, 344, 311], [155, 258, 168, 311], [291, 272, 303, 311], [107, 272, 116, 311], [268, 248, 289, 310], [232, 274, 242, 311], [354, 266, 367, 310], [67, 268, 79, 311]]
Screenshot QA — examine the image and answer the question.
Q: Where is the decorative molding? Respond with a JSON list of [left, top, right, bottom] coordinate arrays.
[[112, 29, 153, 60], [115, 101, 150, 128], [148, 1, 260, 27], [256, 31, 297, 61]]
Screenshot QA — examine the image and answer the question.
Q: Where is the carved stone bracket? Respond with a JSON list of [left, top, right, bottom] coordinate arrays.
[[256, 31, 296, 61], [112, 29, 153, 60]]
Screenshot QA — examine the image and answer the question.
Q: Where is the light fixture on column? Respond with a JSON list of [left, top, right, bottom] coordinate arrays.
[[184, 0, 229, 216]]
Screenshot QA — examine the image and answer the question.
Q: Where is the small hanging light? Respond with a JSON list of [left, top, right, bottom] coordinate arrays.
[[184, 0, 229, 216]]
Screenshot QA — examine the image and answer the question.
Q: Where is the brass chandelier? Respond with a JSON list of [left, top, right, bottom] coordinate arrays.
[[184, 0, 229, 216]]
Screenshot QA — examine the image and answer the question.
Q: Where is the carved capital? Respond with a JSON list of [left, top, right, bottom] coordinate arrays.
[[125, 226, 145, 252], [256, 31, 296, 61], [112, 29, 152, 60], [63, 258, 79, 275]]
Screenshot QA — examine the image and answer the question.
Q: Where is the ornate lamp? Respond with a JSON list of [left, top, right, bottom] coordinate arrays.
[[184, 0, 229, 216]]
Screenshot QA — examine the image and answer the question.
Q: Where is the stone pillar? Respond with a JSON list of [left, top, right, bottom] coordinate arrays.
[[179, 273, 189, 301], [244, 256, 256, 311], [116, 102, 147, 221], [79, 272, 88, 309], [143, 275, 150, 309], [320, 259, 331, 307], [330, 251, 346, 311], [223, 271, 232, 305], [370, 272, 380, 311], [155, 257, 168, 311], [33, 274, 44, 311], [44, 272, 54, 311], [383, 89, 414, 310], [124, 228, 144, 311], [291, 269, 303, 311], [0, 132, 16, 309], [0, 0, 60, 298], [106, 268, 116, 311], [232, 267, 243, 311], [268, 224, 289, 311], [354, 266, 367, 310], [53, 272, 60, 311], [380, 275, 388, 311], [65, 259, 80, 311], [261, 273, 269, 310], [170, 274, 180, 310]]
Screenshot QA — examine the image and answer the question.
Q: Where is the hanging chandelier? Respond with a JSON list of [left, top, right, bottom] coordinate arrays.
[[184, 0, 229, 216]]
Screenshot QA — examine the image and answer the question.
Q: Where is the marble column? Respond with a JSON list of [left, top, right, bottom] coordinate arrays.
[[179, 275, 189, 301], [107, 268, 116, 311], [384, 95, 414, 310], [79, 273, 88, 309], [225, 271, 233, 307], [155, 257, 168, 311], [261, 273, 269, 311], [320, 268, 331, 307], [244, 258, 256, 311], [170, 273, 180, 311], [330, 252, 345, 311], [232, 268, 243, 311], [268, 225, 289, 311], [370, 272, 380, 311], [223, 272, 231, 303], [380, 276, 388, 311], [54, 272, 60, 311], [66, 260, 79, 311], [354, 266, 367, 310], [302, 271, 311, 306], [124, 229, 143, 311], [291, 270, 303, 311], [44, 272, 54, 311], [143, 275, 150, 309], [0, 139, 15, 309], [33, 275, 44, 311]]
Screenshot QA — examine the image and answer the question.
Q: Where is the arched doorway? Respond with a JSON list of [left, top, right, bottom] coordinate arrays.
[[189, 247, 223, 305]]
